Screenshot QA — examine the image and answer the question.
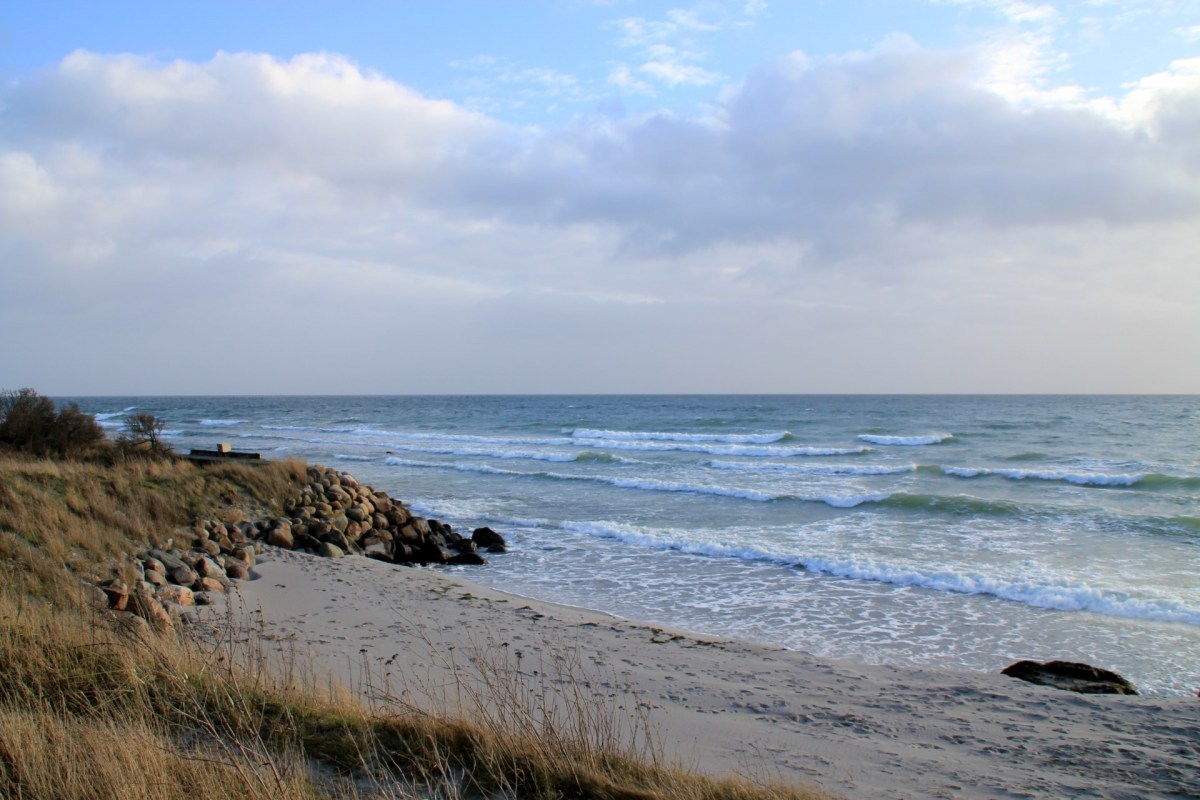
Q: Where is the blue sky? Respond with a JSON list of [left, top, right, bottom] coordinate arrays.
[[1, 1, 1199, 393]]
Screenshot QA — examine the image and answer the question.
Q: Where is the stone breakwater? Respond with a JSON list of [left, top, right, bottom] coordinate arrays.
[[268, 464, 506, 567], [91, 464, 506, 631]]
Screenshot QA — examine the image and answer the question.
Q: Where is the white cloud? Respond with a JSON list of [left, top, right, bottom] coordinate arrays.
[[605, 3, 753, 90], [2, 43, 1199, 393]]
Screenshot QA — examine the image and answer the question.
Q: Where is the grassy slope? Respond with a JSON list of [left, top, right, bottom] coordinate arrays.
[[0, 451, 830, 800]]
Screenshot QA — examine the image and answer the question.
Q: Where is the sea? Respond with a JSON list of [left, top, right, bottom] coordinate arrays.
[[69, 394, 1200, 696]]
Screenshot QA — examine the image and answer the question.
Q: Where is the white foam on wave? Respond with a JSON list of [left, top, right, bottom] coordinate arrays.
[[858, 433, 953, 446], [383, 443, 628, 464], [94, 407, 139, 427], [359, 429, 570, 447], [572, 428, 790, 445], [572, 438, 866, 458], [200, 419, 243, 427], [262, 424, 363, 434], [799, 556, 1200, 626], [560, 520, 790, 564], [709, 460, 915, 477], [942, 466, 1142, 487], [382, 457, 887, 507], [486, 516, 1200, 627], [334, 454, 374, 461]]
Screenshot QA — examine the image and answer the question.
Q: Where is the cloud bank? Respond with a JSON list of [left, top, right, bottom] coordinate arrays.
[[2, 44, 1198, 393]]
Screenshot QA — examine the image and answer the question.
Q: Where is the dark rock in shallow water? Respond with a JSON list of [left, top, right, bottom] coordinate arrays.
[[472, 526, 508, 553], [1001, 660, 1138, 695], [449, 552, 488, 566]]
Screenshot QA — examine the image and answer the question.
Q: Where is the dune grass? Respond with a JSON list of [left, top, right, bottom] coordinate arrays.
[[0, 449, 831, 800]]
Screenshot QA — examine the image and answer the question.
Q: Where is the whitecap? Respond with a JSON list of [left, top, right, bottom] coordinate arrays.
[[943, 466, 1142, 487], [572, 428, 791, 445], [798, 556, 1200, 626], [858, 433, 953, 446]]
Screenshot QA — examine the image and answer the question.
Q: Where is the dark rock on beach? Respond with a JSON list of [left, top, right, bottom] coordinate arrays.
[[1001, 659, 1139, 695]]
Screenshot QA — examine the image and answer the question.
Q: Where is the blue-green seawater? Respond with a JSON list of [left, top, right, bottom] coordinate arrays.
[[70, 395, 1200, 695]]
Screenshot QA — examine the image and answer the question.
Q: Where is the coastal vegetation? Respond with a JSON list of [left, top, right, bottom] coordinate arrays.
[[0, 391, 828, 800]]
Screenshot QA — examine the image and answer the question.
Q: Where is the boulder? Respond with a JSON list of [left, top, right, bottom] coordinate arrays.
[[325, 530, 352, 552], [89, 585, 110, 611], [127, 584, 172, 630], [472, 527, 508, 553], [318, 542, 344, 559], [232, 545, 256, 566], [1001, 660, 1138, 695], [195, 576, 228, 593], [417, 541, 453, 564], [449, 552, 488, 566], [294, 533, 322, 551], [194, 556, 224, 579], [156, 585, 195, 607], [169, 565, 198, 587], [225, 562, 251, 581], [149, 549, 188, 572], [99, 580, 129, 611], [266, 521, 294, 549]]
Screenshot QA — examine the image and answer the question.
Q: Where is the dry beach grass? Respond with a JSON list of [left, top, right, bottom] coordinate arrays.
[[0, 449, 830, 800]]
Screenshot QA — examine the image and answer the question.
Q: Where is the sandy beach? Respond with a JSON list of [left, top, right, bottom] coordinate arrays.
[[234, 547, 1200, 800]]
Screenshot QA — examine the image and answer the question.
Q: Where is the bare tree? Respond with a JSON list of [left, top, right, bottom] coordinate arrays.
[[122, 412, 168, 454]]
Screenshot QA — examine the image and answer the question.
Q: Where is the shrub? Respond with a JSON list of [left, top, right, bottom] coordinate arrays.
[[0, 389, 105, 458]]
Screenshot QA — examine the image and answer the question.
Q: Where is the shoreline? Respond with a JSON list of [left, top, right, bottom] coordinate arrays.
[[232, 546, 1200, 800]]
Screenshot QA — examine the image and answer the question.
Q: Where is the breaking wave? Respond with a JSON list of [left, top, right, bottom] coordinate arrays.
[[858, 433, 954, 446]]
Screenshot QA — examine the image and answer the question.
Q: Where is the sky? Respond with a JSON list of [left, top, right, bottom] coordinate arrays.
[[1, 1, 1198, 395]]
